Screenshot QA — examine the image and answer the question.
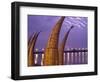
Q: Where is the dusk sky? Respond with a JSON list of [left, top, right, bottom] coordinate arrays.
[[28, 15, 88, 50]]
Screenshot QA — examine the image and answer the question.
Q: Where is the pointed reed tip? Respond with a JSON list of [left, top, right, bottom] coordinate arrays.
[[71, 25, 74, 29]]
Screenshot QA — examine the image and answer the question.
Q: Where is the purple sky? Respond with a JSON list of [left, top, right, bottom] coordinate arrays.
[[28, 15, 88, 50]]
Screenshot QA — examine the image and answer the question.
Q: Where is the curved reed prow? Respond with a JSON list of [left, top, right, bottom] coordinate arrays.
[[28, 32, 40, 66], [43, 16, 65, 66], [58, 25, 74, 65]]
